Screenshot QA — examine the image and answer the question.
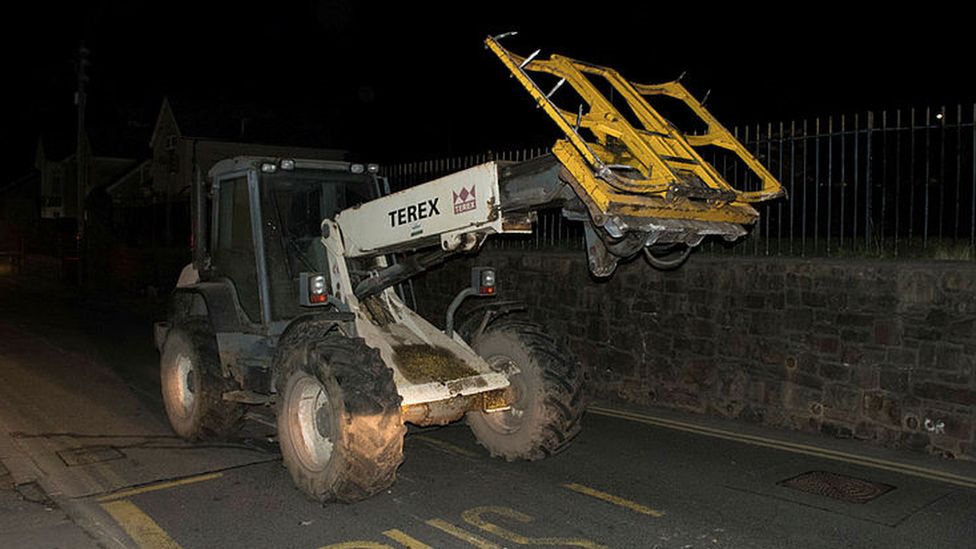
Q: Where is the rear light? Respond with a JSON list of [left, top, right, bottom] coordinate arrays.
[[471, 267, 496, 296], [445, 267, 498, 336], [299, 272, 329, 306]]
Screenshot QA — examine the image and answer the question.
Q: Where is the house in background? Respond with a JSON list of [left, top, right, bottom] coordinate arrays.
[[35, 132, 145, 222], [0, 126, 149, 265], [144, 97, 347, 246], [149, 96, 346, 200], [4, 96, 347, 286]]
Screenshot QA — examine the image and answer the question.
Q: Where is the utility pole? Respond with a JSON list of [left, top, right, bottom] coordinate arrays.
[[75, 43, 89, 286]]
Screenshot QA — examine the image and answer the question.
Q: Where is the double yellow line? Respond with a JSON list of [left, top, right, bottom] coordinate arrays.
[[97, 472, 224, 549], [590, 406, 976, 490]]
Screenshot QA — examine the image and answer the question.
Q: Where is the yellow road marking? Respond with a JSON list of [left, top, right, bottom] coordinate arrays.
[[426, 518, 502, 549], [414, 435, 480, 458], [101, 499, 182, 549], [383, 529, 434, 549], [462, 506, 609, 548], [96, 472, 224, 502], [561, 483, 664, 517], [319, 543, 394, 549], [590, 406, 976, 490]]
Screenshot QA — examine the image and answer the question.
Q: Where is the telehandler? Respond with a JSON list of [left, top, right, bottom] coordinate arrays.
[[154, 35, 783, 502]]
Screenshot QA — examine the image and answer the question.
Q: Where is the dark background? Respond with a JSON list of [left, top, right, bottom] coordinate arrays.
[[4, 1, 972, 174]]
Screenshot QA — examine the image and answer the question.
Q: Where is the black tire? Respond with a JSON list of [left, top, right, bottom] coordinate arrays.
[[274, 323, 405, 503], [159, 321, 244, 440], [465, 318, 585, 460]]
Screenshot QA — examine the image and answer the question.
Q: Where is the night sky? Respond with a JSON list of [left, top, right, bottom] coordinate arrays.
[[5, 1, 971, 177]]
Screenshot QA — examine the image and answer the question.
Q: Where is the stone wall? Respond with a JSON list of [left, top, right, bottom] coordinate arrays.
[[411, 250, 976, 461]]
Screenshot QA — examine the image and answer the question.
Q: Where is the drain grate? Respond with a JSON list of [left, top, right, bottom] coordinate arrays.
[[778, 471, 894, 504], [57, 446, 125, 467]]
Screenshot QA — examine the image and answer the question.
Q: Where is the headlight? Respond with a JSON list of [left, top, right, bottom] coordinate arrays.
[[350, 164, 365, 174], [310, 275, 327, 295]]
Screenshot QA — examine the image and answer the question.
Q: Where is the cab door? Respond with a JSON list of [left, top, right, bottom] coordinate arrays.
[[210, 171, 269, 325]]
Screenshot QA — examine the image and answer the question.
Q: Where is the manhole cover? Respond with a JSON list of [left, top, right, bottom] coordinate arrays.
[[57, 446, 125, 467], [778, 471, 894, 504]]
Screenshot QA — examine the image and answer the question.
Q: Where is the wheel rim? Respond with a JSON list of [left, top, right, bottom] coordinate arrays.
[[173, 354, 196, 416], [482, 355, 526, 434], [286, 372, 334, 472]]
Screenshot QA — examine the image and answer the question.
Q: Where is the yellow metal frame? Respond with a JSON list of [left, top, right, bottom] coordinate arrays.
[[486, 36, 785, 226]]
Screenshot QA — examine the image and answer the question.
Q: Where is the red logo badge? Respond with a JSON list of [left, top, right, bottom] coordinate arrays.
[[452, 186, 476, 214]]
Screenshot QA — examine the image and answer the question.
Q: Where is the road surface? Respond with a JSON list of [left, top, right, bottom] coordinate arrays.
[[1, 274, 974, 549]]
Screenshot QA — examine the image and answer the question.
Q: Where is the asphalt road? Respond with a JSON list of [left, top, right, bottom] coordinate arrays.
[[2, 274, 975, 549]]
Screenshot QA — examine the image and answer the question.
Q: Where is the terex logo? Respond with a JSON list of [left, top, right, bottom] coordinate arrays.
[[453, 186, 476, 214], [388, 198, 440, 228]]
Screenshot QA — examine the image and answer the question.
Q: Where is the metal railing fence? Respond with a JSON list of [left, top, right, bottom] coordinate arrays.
[[383, 104, 976, 260]]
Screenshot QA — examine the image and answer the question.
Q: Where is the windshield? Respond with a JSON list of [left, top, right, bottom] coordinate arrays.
[[261, 168, 377, 319]]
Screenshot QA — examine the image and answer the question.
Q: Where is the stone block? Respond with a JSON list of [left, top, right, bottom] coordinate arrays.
[[738, 404, 766, 424], [802, 291, 828, 308], [605, 349, 638, 378], [886, 347, 918, 367], [744, 293, 766, 310], [862, 391, 902, 428], [934, 343, 971, 371], [896, 431, 932, 453], [879, 365, 909, 394], [897, 271, 943, 307], [913, 382, 976, 406], [873, 319, 903, 346], [824, 384, 861, 413], [851, 364, 879, 389], [820, 362, 852, 382], [854, 421, 883, 441], [837, 313, 875, 328], [780, 381, 823, 410], [840, 328, 872, 345], [821, 421, 855, 438], [689, 318, 716, 338], [840, 345, 865, 365], [943, 271, 976, 292], [811, 334, 840, 356], [903, 321, 944, 342]]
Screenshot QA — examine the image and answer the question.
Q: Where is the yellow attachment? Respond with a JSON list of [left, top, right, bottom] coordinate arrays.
[[486, 36, 784, 226]]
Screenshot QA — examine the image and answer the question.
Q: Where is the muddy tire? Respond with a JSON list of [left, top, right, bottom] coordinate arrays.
[[466, 318, 585, 460], [159, 321, 244, 440], [275, 324, 405, 503]]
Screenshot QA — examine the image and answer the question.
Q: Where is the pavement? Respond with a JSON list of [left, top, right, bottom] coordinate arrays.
[[0, 472, 101, 549], [0, 274, 275, 548], [1, 272, 975, 549]]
